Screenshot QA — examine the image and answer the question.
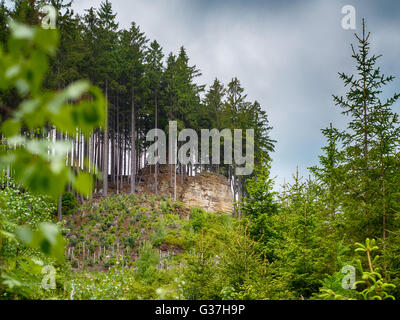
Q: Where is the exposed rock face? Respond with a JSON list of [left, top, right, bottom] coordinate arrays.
[[135, 166, 234, 214], [180, 173, 234, 213]]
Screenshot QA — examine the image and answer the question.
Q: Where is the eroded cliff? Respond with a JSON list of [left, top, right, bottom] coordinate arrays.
[[135, 166, 234, 214]]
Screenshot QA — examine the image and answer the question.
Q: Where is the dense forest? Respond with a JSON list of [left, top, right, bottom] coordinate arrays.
[[1, 0, 400, 301]]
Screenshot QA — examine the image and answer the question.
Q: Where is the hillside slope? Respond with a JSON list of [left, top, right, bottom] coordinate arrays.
[[64, 193, 229, 272], [61, 194, 278, 300]]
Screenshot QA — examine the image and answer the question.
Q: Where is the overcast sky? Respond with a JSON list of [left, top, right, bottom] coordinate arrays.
[[9, 0, 400, 188]]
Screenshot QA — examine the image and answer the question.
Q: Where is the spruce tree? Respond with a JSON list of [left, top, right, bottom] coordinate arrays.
[[333, 19, 400, 240], [204, 78, 226, 172], [241, 160, 279, 261], [145, 40, 164, 194], [96, 0, 118, 197]]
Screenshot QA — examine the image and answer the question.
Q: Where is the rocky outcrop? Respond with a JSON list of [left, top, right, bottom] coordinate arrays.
[[135, 166, 234, 213], [180, 172, 233, 213]]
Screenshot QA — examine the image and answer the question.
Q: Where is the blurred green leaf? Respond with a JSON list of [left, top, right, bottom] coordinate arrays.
[[16, 223, 65, 263], [74, 172, 93, 197], [1, 119, 21, 137]]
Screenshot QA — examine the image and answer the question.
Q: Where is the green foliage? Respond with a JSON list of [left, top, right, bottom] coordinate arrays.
[[0, 21, 105, 199], [315, 239, 396, 300], [0, 199, 66, 299], [189, 207, 208, 232], [182, 231, 222, 300], [150, 218, 168, 247], [354, 239, 396, 300], [0, 18, 104, 300], [16, 223, 65, 263], [0, 187, 56, 226], [0, 179, 64, 299], [327, 20, 400, 242], [241, 160, 280, 261], [61, 192, 78, 215], [135, 242, 159, 283]]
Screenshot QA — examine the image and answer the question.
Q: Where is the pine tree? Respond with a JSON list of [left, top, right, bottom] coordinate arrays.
[[333, 19, 400, 240], [96, 0, 119, 197], [162, 52, 178, 190], [145, 40, 164, 194], [204, 78, 226, 172], [118, 22, 148, 194], [45, 0, 84, 88], [310, 123, 344, 221], [11, 0, 41, 25], [277, 172, 330, 298], [241, 159, 279, 261]]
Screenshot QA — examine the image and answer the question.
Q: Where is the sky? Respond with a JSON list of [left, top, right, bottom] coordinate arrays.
[[8, 0, 400, 189]]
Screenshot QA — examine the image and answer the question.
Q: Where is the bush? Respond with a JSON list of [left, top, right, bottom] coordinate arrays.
[[190, 208, 207, 232], [62, 192, 78, 215], [135, 242, 159, 283]]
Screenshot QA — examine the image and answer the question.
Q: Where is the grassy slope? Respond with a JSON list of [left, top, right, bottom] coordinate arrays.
[[62, 193, 238, 299]]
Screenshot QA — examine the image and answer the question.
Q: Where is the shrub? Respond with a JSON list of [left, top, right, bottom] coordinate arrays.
[[62, 192, 78, 215], [190, 208, 207, 232], [135, 242, 159, 283]]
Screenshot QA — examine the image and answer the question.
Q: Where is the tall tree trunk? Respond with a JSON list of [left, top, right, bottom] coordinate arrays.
[[116, 104, 120, 194], [96, 131, 101, 193], [124, 134, 126, 186], [174, 162, 177, 201], [89, 132, 94, 174], [382, 158, 387, 270], [154, 92, 158, 195], [102, 80, 109, 197], [111, 119, 115, 185], [362, 23, 368, 160], [118, 128, 122, 193], [131, 86, 137, 194], [361, 21, 370, 234], [56, 129, 62, 221]]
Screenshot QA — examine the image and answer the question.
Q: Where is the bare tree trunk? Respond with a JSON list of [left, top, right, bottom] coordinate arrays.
[[174, 163, 177, 201], [78, 131, 82, 170], [180, 163, 183, 185], [111, 118, 115, 186], [89, 132, 93, 174], [116, 105, 120, 194], [56, 129, 62, 221], [102, 80, 109, 197], [174, 138, 177, 201], [131, 86, 136, 194], [119, 131, 122, 193], [154, 93, 158, 195], [96, 131, 101, 193], [57, 193, 62, 221], [124, 135, 127, 186]]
